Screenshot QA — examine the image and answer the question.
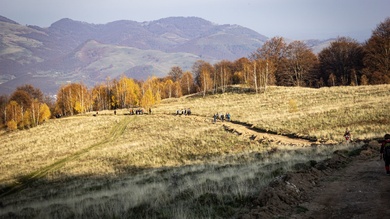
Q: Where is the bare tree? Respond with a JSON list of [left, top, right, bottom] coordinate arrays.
[[283, 41, 318, 86], [168, 66, 184, 82], [318, 37, 364, 86], [363, 17, 390, 84], [180, 71, 194, 95], [252, 36, 287, 85]]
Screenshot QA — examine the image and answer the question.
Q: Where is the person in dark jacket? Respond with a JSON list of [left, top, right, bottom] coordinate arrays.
[[380, 134, 390, 175], [344, 127, 351, 142]]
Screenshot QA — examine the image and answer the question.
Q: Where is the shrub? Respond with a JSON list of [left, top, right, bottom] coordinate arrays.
[[7, 120, 17, 131]]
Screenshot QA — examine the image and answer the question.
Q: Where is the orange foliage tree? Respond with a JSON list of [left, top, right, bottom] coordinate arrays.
[[56, 83, 91, 116], [4, 85, 51, 130], [180, 71, 195, 96]]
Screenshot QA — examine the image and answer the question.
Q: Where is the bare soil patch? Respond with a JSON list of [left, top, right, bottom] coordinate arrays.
[[239, 141, 390, 219]]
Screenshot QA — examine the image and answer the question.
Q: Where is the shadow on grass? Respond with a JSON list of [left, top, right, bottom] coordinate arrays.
[[230, 120, 318, 142]]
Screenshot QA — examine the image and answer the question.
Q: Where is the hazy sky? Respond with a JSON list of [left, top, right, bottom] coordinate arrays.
[[1, 0, 389, 41]]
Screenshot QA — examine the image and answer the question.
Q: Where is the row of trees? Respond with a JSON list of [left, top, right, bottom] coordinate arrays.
[[0, 18, 389, 130], [55, 74, 191, 116], [177, 17, 389, 97], [0, 85, 51, 130], [193, 17, 390, 90]]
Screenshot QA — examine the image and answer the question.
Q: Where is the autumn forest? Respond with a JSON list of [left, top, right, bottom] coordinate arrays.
[[0, 18, 389, 131]]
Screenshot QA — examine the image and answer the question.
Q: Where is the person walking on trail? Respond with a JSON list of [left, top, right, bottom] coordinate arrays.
[[213, 114, 217, 123], [226, 113, 231, 122], [380, 134, 390, 175], [344, 127, 352, 143]]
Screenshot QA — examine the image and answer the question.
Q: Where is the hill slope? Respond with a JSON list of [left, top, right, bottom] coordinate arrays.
[[0, 16, 267, 95], [0, 15, 335, 95], [0, 85, 389, 218]]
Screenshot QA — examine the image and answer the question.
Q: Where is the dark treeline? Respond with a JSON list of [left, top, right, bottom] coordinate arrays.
[[0, 18, 389, 131]]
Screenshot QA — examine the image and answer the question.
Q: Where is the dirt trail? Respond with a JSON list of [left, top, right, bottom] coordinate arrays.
[[222, 122, 313, 146], [295, 152, 390, 219], [173, 114, 315, 146], [239, 141, 390, 219], [156, 114, 390, 219]]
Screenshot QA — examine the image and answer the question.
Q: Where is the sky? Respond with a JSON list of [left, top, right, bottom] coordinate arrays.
[[0, 0, 389, 41]]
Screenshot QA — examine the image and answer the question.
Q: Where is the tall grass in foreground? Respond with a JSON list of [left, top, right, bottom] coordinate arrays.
[[1, 142, 361, 218]]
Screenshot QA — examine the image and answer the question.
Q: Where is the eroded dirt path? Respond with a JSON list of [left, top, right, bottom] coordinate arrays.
[[171, 113, 315, 146], [295, 152, 390, 219], [155, 115, 390, 219], [237, 141, 390, 219], [222, 122, 313, 146]]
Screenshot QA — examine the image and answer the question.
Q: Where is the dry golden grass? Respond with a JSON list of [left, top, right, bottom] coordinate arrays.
[[157, 85, 390, 141], [0, 116, 118, 184], [1, 85, 389, 184], [50, 114, 263, 180], [0, 85, 389, 218]]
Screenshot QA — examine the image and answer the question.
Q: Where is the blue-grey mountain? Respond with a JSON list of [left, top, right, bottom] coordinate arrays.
[[0, 15, 331, 95]]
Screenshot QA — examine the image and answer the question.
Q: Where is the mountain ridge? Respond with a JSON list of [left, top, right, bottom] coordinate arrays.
[[0, 15, 331, 95]]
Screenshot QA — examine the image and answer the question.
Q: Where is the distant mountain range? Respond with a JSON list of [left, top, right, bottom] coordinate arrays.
[[0, 15, 332, 95]]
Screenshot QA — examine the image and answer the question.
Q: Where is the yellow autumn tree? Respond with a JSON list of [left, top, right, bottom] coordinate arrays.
[[6, 101, 22, 128], [140, 87, 155, 109], [180, 71, 194, 95], [56, 83, 90, 115], [30, 100, 40, 126], [141, 77, 161, 107], [164, 79, 174, 98], [91, 83, 110, 111], [122, 76, 141, 107], [199, 67, 213, 97], [22, 109, 32, 128], [39, 103, 51, 124], [173, 81, 182, 98]]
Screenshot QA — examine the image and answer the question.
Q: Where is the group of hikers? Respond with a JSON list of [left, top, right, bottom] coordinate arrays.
[[176, 108, 192, 115], [95, 108, 152, 116], [213, 112, 231, 123], [126, 108, 153, 115], [128, 108, 147, 115]]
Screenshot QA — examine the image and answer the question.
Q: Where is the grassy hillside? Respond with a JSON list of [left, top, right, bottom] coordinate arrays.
[[0, 85, 389, 218], [158, 85, 390, 141], [0, 21, 45, 64]]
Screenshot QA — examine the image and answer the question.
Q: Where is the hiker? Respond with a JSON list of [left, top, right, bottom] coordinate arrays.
[[226, 112, 231, 122], [343, 128, 352, 142], [149, 108, 152, 115], [380, 134, 390, 175], [213, 114, 217, 123]]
